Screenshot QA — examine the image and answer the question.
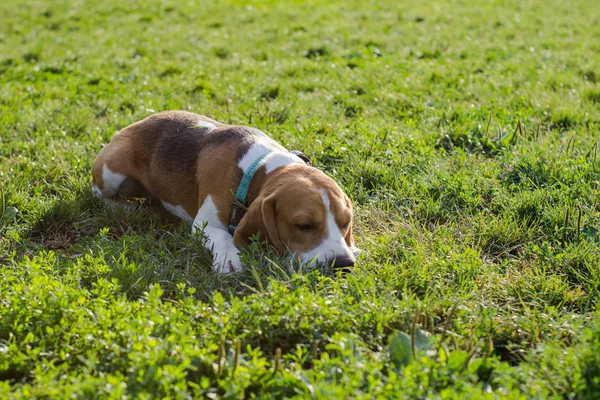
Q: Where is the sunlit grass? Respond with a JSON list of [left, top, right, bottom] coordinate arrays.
[[1, 0, 600, 397]]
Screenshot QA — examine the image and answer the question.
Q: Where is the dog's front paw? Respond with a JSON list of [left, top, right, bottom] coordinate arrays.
[[213, 250, 243, 274]]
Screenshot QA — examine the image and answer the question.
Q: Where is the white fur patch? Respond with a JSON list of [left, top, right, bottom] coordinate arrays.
[[99, 164, 126, 197], [161, 201, 193, 222], [238, 143, 303, 174], [299, 190, 355, 266], [262, 151, 304, 174], [238, 143, 272, 172], [92, 184, 103, 198], [192, 195, 242, 273], [194, 120, 216, 130]]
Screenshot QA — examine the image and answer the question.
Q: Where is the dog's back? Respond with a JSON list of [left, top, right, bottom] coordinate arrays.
[[91, 110, 284, 213]]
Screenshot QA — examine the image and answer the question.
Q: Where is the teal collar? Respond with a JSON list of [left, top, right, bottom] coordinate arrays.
[[228, 152, 269, 234], [227, 150, 310, 235]]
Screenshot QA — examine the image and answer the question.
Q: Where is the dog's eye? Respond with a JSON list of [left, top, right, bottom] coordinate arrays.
[[341, 222, 350, 230], [295, 223, 314, 232]]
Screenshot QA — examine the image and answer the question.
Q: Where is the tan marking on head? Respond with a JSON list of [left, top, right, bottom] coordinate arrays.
[[233, 164, 357, 264]]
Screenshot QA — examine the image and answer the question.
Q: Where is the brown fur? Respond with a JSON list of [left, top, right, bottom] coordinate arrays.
[[233, 165, 355, 253], [93, 111, 234, 217], [92, 111, 356, 260]]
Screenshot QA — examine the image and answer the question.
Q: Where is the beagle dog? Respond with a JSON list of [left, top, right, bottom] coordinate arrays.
[[92, 111, 359, 273]]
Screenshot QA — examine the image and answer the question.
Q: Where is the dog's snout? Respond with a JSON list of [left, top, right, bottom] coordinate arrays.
[[333, 255, 355, 269]]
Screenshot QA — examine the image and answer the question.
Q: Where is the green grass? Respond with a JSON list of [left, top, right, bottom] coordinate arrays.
[[2, 0, 600, 397]]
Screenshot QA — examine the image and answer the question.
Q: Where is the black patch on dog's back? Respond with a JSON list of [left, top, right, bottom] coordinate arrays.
[[155, 125, 206, 176]]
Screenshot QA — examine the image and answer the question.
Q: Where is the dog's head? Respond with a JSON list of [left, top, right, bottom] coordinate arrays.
[[233, 165, 360, 268]]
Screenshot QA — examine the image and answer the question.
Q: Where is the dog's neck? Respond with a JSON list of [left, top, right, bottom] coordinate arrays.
[[240, 148, 306, 204], [245, 167, 269, 205]]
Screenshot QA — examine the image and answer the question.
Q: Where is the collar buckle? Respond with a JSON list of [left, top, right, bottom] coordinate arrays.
[[228, 199, 247, 235]]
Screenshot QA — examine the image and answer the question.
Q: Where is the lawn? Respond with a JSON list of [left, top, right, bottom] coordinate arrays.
[[1, 0, 600, 397]]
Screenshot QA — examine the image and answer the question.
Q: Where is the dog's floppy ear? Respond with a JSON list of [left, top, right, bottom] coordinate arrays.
[[233, 193, 282, 251]]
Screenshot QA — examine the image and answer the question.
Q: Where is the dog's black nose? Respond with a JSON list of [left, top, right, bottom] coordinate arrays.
[[333, 256, 355, 269]]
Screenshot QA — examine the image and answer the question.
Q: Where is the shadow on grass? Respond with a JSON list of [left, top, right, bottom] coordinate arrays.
[[25, 190, 337, 302]]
